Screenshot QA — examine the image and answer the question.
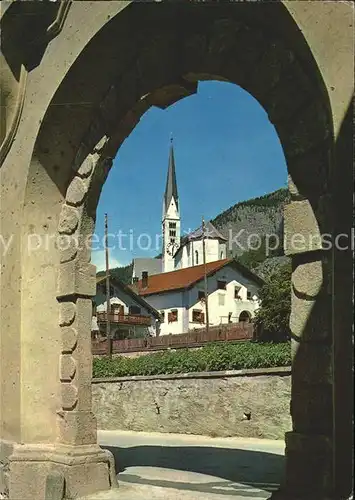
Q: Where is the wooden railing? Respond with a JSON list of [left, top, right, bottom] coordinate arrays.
[[92, 322, 254, 355], [96, 312, 152, 326]]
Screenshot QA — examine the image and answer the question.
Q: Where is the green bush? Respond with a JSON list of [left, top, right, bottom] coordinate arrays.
[[93, 341, 291, 378], [254, 262, 292, 342]]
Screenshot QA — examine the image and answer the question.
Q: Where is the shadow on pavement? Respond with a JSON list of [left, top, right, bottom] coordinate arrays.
[[103, 444, 284, 495]]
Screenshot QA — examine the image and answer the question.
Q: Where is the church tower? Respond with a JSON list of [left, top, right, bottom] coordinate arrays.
[[162, 138, 180, 273]]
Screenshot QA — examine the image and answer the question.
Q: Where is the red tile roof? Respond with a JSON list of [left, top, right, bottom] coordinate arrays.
[[134, 259, 232, 296]]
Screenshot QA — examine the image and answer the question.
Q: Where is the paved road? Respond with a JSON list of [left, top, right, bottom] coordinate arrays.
[[84, 430, 286, 500]]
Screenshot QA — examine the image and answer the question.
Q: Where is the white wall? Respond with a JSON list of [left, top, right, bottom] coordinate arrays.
[[96, 284, 152, 315], [143, 264, 261, 335], [162, 196, 180, 273], [175, 239, 227, 270], [143, 290, 189, 336], [187, 266, 260, 329]]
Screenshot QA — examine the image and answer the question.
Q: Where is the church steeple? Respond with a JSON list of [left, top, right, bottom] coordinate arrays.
[[164, 137, 179, 213], [162, 137, 181, 273]]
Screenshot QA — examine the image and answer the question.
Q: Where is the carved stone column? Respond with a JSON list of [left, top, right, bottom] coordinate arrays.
[[271, 197, 334, 499], [8, 149, 117, 500]]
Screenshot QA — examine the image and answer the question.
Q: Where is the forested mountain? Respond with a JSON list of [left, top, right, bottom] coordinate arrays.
[[96, 263, 133, 284], [211, 188, 290, 279], [211, 188, 289, 256]]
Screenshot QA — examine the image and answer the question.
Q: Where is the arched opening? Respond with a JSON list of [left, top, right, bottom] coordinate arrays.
[[26, 2, 334, 490], [4, 2, 350, 500], [239, 310, 251, 323]]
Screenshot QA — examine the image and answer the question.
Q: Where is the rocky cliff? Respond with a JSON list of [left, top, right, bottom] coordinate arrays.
[[211, 188, 290, 278]]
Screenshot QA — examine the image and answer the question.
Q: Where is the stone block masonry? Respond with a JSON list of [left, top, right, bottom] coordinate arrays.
[[92, 367, 291, 440]]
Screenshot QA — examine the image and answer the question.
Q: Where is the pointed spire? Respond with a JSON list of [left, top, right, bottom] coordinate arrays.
[[164, 136, 179, 213]]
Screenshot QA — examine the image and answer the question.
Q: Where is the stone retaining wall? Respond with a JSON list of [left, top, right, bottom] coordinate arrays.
[[92, 367, 291, 440]]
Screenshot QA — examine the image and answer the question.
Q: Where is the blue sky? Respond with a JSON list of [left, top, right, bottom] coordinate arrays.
[[92, 80, 287, 270]]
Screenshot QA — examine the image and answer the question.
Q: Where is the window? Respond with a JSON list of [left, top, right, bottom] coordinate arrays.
[[129, 305, 141, 315], [169, 230, 176, 237], [217, 280, 227, 290], [170, 238, 175, 244], [235, 286, 242, 299], [195, 250, 199, 265], [111, 303, 124, 314], [198, 290, 205, 300], [192, 309, 205, 323], [168, 309, 178, 322], [169, 222, 176, 229], [160, 311, 165, 323], [218, 293, 225, 306], [220, 251, 224, 259], [247, 290, 252, 300]]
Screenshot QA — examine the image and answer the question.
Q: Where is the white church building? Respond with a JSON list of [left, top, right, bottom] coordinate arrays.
[[174, 221, 228, 270], [132, 139, 264, 335], [160, 140, 227, 274]]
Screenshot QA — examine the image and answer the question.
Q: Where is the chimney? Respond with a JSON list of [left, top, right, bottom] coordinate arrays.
[[142, 271, 148, 289], [131, 276, 139, 293]]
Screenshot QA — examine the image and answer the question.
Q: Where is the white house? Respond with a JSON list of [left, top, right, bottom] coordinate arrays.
[[134, 258, 263, 336], [93, 275, 161, 339]]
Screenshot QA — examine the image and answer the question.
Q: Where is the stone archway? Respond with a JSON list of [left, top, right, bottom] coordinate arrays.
[[0, 2, 353, 500]]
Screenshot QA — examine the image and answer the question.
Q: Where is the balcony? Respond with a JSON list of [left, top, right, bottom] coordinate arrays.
[[96, 311, 152, 326]]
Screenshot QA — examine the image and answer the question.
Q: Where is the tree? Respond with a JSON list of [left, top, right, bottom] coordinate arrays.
[[254, 262, 291, 342], [96, 262, 133, 284], [238, 236, 268, 270], [238, 231, 284, 271]]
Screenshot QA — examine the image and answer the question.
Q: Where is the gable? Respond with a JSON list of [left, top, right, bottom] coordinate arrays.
[[95, 275, 160, 318]]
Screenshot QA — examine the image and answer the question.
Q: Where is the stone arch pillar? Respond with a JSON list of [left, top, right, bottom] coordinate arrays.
[[7, 141, 118, 499], [281, 197, 334, 498]]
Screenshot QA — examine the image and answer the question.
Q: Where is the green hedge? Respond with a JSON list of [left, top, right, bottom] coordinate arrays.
[[93, 342, 291, 378]]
